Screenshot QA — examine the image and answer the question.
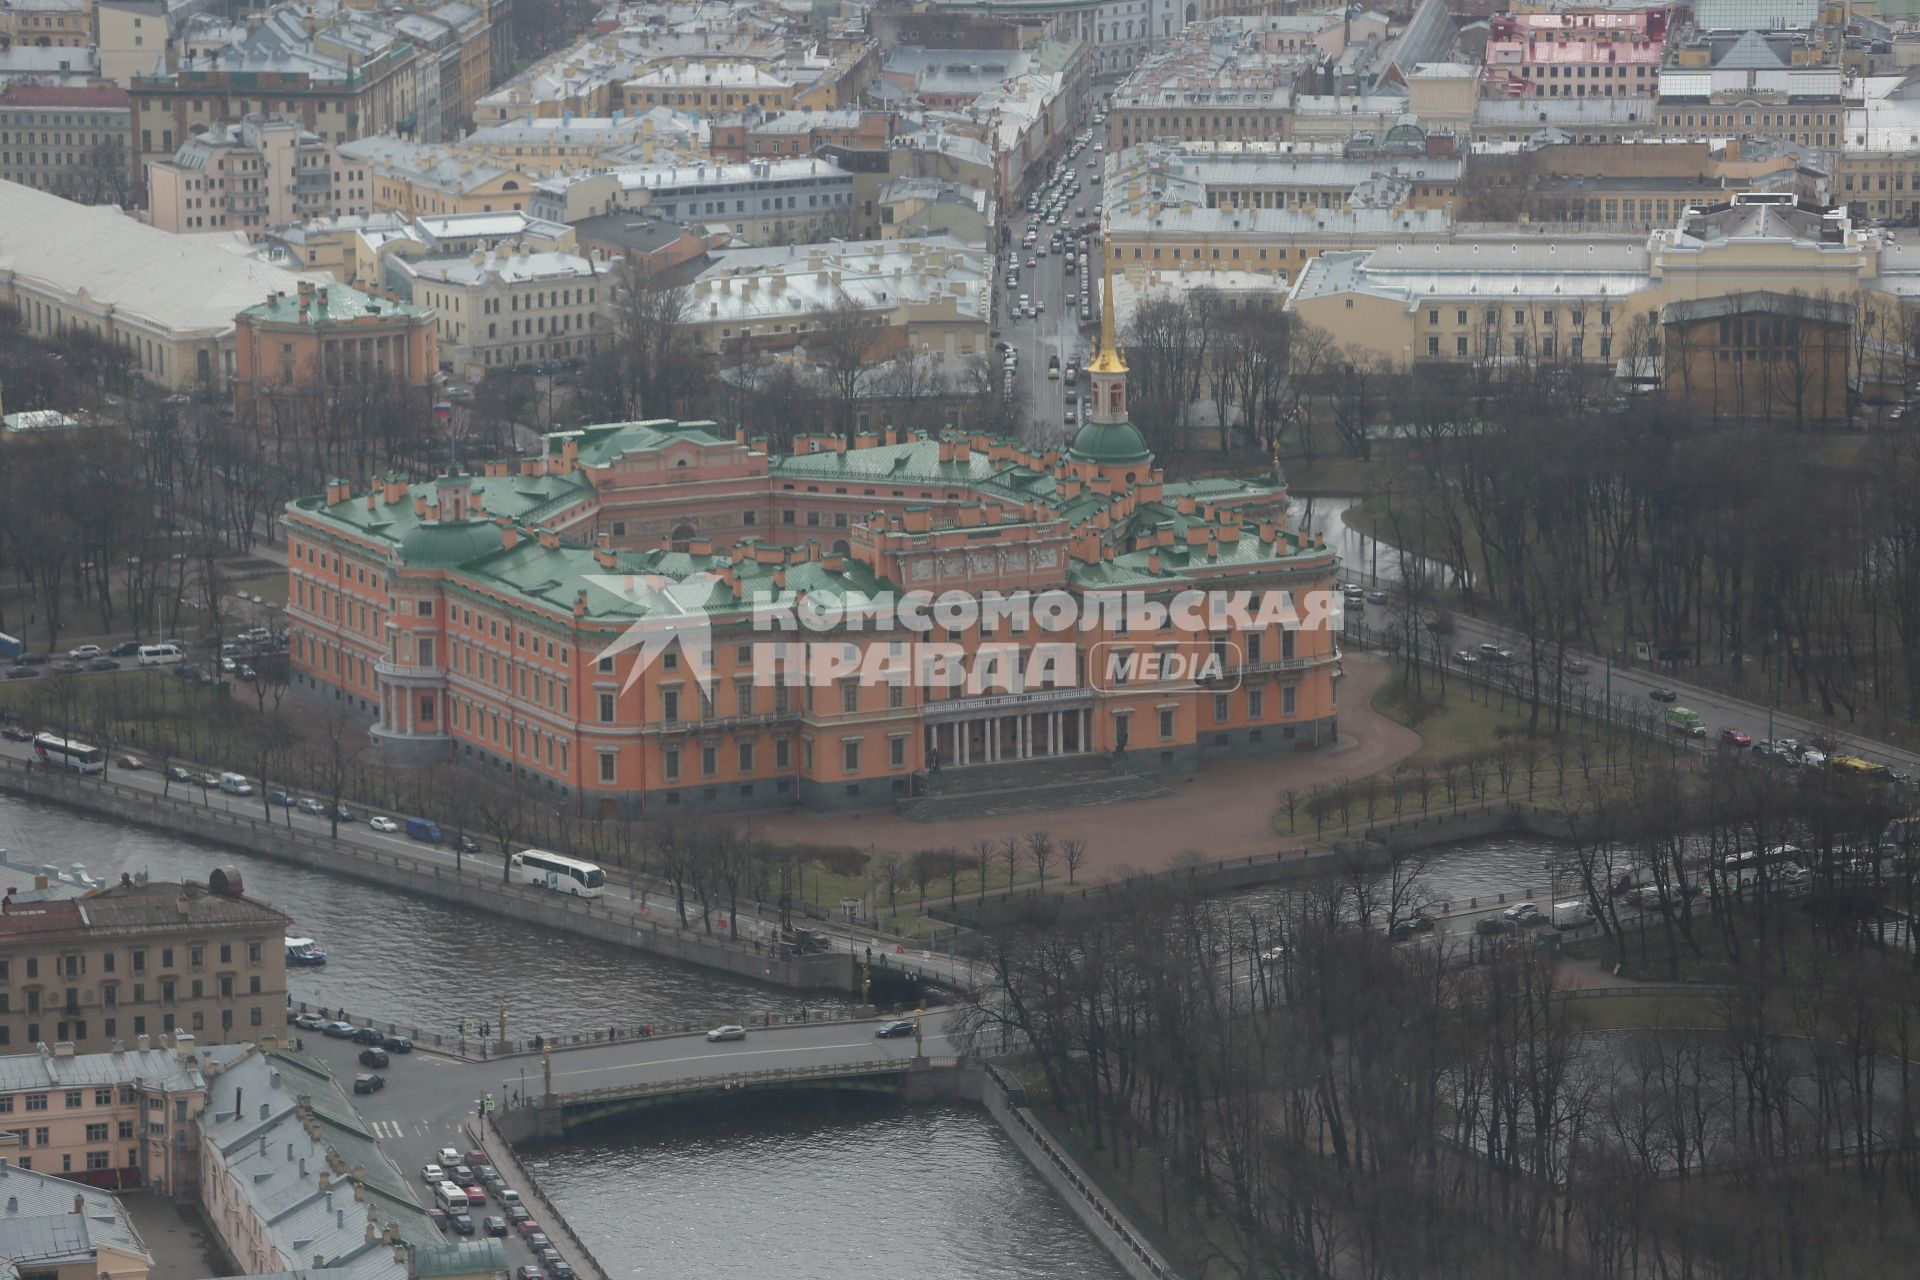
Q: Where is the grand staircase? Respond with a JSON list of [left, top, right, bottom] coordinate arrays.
[[895, 754, 1173, 823]]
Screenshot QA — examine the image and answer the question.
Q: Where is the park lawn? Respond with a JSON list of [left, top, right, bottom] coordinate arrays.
[[1371, 660, 1555, 768]]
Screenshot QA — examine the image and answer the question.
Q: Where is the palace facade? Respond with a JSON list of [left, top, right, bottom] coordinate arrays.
[[284, 257, 1341, 814]]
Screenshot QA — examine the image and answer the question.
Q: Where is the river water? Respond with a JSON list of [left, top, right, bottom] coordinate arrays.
[[0, 794, 860, 1037], [0, 794, 1126, 1277], [532, 1097, 1128, 1280], [0, 793, 1568, 1279]]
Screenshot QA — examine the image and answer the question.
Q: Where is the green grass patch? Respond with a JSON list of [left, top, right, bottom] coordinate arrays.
[[1373, 661, 1546, 768]]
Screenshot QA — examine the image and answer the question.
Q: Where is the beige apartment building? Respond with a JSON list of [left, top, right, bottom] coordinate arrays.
[[679, 234, 988, 363], [336, 135, 533, 218], [0, 0, 91, 51], [0, 1041, 211, 1193], [0, 875, 290, 1056], [622, 59, 802, 117], [1284, 193, 1916, 424], [146, 116, 339, 235], [394, 243, 609, 377]]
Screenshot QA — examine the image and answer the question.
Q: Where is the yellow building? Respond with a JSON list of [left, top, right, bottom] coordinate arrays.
[[0, 872, 290, 1054], [0, 0, 92, 51], [335, 135, 533, 217], [622, 59, 801, 117], [1284, 194, 1915, 426]]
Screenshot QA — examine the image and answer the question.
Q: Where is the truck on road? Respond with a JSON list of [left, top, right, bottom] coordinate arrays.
[[1665, 706, 1706, 737], [1552, 900, 1596, 929]]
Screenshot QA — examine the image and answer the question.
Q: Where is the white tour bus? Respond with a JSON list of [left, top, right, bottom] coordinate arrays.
[[136, 643, 184, 666], [32, 733, 106, 774], [510, 848, 605, 898]]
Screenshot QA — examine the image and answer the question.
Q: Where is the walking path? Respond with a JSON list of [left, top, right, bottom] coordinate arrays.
[[779, 654, 1423, 876]]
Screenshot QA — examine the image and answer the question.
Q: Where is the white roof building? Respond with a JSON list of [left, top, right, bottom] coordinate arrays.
[[0, 178, 315, 391]]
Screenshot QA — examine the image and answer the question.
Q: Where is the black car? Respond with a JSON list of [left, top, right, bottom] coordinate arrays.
[[1, 725, 32, 742], [166, 766, 193, 782], [17, 652, 49, 665], [358, 1048, 390, 1068], [1649, 688, 1678, 703], [351, 1026, 384, 1045], [451, 1213, 475, 1236], [1389, 914, 1437, 940], [352, 1073, 385, 1094], [457, 834, 481, 854], [874, 1019, 915, 1039], [550, 1264, 576, 1280], [108, 641, 143, 657], [383, 1035, 414, 1053], [1473, 917, 1510, 937], [87, 658, 119, 671], [5, 666, 40, 679]]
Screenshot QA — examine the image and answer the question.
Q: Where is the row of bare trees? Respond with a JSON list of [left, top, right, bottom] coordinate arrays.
[[959, 826, 1920, 1278]]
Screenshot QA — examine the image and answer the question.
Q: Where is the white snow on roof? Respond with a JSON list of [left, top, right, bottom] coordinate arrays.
[[0, 178, 312, 337]]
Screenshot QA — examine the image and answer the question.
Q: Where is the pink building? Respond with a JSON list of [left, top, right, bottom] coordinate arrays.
[[0, 1038, 211, 1194], [1482, 7, 1668, 99]]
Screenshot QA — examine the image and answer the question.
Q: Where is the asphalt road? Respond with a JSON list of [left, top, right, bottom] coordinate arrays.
[[0, 734, 986, 991], [281, 1015, 949, 1275], [1348, 605, 1920, 774], [999, 216, 1092, 452]]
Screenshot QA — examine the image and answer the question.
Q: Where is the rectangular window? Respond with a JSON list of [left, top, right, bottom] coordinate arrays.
[[1249, 688, 1265, 719], [664, 748, 681, 782], [1158, 709, 1175, 739], [842, 740, 861, 773], [701, 744, 717, 777], [1213, 694, 1229, 723], [599, 692, 615, 722], [598, 752, 616, 784], [738, 743, 755, 773], [1283, 686, 1297, 716]]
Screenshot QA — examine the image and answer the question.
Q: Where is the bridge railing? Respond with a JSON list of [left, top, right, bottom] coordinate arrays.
[[553, 1056, 947, 1105]]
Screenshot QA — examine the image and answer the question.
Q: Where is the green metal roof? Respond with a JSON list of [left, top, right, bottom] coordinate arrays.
[[1066, 419, 1152, 466], [241, 282, 429, 326], [412, 1241, 503, 1278]]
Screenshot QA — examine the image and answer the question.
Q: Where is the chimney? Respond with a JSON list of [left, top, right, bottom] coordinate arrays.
[[414, 495, 430, 519], [72, 1195, 84, 1215], [1147, 551, 1161, 575], [233, 1086, 243, 1118]]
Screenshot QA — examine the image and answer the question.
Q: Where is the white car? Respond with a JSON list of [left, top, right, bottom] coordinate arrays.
[[422, 1164, 445, 1184], [1503, 902, 1540, 921], [369, 816, 400, 833], [705, 1025, 747, 1042], [67, 644, 102, 660], [438, 1147, 461, 1165]]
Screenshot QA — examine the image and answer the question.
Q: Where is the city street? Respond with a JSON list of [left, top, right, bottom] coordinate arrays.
[[998, 217, 1093, 452]]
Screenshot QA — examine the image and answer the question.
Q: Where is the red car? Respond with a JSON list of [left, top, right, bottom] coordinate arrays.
[[516, 1218, 542, 1238], [118, 754, 145, 770], [464, 1184, 487, 1206], [1719, 728, 1751, 748], [463, 1150, 486, 1168]]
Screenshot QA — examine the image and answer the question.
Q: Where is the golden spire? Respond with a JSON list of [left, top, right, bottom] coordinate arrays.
[[1088, 227, 1127, 376]]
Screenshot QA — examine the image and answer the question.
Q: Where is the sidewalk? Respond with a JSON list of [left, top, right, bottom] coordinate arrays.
[[774, 653, 1422, 878], [469, 1116, 608, 1280]]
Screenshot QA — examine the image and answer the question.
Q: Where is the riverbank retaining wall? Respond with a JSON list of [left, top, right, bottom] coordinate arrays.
[[0, 759, 851, 994], [493, 1063, 1176, 1280], [936, 804, 1572, 929]]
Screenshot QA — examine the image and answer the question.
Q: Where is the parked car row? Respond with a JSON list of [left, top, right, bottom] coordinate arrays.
[[419, 1148, 572, 1280]]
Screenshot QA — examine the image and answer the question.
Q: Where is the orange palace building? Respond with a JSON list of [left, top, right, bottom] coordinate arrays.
[[283, 285, 1343, 814]]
